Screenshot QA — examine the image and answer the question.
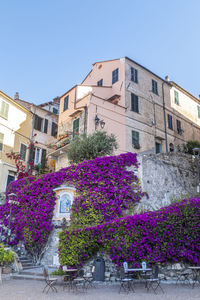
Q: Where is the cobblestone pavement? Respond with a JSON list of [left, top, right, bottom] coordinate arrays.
[[0, 279, 200, 300]]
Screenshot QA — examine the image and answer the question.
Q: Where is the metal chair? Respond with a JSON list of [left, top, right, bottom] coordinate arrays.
[[42, 267, 58, 294], [73, 269, 87, 292], [118, 267, 135, 294], [146, 265, 164, 294]]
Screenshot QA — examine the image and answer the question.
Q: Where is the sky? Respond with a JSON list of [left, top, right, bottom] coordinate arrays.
[[0, 0, 200, 105]]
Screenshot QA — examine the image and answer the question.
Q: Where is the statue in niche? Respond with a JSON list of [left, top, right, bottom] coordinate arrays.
[[59, 193, 71, 213]]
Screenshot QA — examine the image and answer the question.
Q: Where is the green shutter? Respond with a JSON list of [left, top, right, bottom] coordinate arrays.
[[73, 118, 79, 137], [20, 144, 27, 161], [0, 132, 4, 151], [132, 130, 140, 148], [0, 101, 9, 119], [174, 90, 179, 105], [197, 106, 200, 119]]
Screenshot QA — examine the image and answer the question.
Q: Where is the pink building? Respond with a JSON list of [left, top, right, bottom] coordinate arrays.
[[50, 57, 200, 170]]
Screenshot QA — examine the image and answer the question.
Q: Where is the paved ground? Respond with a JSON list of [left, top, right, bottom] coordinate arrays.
[[0, 279, 199, 300]]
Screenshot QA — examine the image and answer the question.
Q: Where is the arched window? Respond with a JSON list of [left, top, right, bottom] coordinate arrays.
[[169, 143, 174, 152]]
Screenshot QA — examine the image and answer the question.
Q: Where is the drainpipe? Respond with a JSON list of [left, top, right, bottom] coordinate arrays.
[[162, 82, 168, 153]]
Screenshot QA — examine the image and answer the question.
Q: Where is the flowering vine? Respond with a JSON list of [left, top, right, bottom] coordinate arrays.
[[0, 153, 144, 261]]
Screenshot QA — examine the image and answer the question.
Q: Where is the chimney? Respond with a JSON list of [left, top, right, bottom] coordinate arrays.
[[165, 75, 170, 82], [14, 92, 19, 100]]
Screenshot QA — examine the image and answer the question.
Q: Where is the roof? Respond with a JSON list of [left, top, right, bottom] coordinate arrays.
[[0, 91, 33, 115], [15, 98, 58, 117]]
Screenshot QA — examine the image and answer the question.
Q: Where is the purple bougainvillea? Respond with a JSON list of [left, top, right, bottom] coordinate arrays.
[[0, 153, 144, 258], [59, 198, 200, 267]]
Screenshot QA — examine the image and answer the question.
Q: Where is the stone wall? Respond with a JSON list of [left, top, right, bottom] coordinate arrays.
[[134, 152, 197, 212], [83, 254, 194, 283]]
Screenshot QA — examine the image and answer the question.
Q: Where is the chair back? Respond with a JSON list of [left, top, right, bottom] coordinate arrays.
[[123, 262, 128, 273], [141, 261, 147, 272], [77, 269, 84, 278], [43, 267, 49, 280], [118, 267, 126, 279], [153, 265, 159, 278]]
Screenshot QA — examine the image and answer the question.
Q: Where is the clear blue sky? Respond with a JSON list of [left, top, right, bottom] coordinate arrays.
[[0, 0, 200, 104]]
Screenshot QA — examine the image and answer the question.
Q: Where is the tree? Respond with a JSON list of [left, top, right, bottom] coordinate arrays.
[[67, 131, 118, 164]]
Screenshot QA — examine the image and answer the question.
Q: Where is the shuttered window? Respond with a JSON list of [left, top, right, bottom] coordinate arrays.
[[131, 93, 139, 113], [197, 106, 200, 119], [34, 114, 43, 131], [63, 96, 69, 111], [73, 118, 79, 138], [112, 68, 118, 84], [132, 130, 140, 149], [41, 149, 47, 168], [177, 120, 182, 134], [167, 114, 173, 130], [20, 143, 27, 161], [174, 90, 179, 105], [44, 119, 48, 134], [0, 132, 4, 151], [51, 122, 58, 137], [0, 100, 9, 119], [131, 67, 138, 83], [97, 79, 103, 86], [152, 79, 158, 95]]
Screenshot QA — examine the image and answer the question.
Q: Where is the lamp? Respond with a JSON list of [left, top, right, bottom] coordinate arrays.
[[95, 115, 100, 125], [100, 120, 105, 129], [95, 115, 105, 129]]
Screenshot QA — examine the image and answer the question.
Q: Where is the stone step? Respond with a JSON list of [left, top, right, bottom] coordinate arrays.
[[12, 273, 45, 281], [22, 265, 39, 270]]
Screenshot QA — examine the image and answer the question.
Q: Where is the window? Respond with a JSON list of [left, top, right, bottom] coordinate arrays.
[[41, 149, 47, 169], [112, 68, 118, 84], [34, 114, 43, 131], [43, 119, 48, 134], [174, 90, 179, 105], [20, 143, 27, 161], [152, 79, 158, 95], [167, 114, 173, 130], [63, 96, 69, 111], [177, 119, 182, 135], [169, 143, 174, 152], [131, 93, 139, 113], [34, 147, 41, 165], [197, 106, 200, 119], [97, 79, 103, 86], [0, 132, 4, 151], [51, 122, 58, 137], [155, 142, 161, 154], [53, 107, 58, 114], [0, 100, 9, 119], [73, 118, 79, 138], [131, 67, 138, 83], [6, 175, 15, 187], [132, 130, 140, 149]]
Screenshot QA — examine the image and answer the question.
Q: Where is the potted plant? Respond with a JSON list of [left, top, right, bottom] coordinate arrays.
[[0, 244, 15, 274]]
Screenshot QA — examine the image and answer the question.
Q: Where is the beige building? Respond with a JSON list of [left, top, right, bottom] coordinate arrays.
[[0, 91, 33, 196], [14, 93, 58, 171], [49, 57, 200, 170]]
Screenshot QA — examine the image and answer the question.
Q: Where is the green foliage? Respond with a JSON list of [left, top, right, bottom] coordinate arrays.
[[51, 269, 66, 275], [0, 244, 15, 266], [186, 140, 200, 154], [177, 140, 200, 154], [67, 131, 118, 164]]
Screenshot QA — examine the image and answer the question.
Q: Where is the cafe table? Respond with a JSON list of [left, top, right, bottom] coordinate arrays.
[[62, 267, 78, 291]]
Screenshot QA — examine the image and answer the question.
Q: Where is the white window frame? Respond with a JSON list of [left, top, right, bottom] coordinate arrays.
[[34, 147, 42, 165]]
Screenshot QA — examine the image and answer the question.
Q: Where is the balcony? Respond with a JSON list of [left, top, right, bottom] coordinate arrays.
[[48, 132, 73, 157]]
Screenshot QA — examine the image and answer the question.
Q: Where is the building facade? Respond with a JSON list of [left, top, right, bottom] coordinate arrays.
[[14, 93, 58, 172], [49, 57, 200, 170], [0, 91, 32, 196]]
